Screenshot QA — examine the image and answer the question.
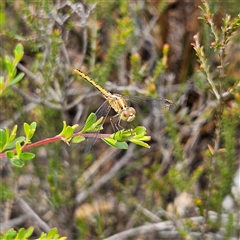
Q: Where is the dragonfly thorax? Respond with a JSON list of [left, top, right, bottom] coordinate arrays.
[[107, 94, 136, 122]]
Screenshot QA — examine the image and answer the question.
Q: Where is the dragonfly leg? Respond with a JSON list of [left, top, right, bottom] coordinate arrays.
[[110, 113, 123, 132], [116, 117, 124, 130]]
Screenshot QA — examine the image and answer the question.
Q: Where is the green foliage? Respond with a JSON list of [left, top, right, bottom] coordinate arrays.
[[225, 213, 235, 239], [90, 2, 135, 84], [0, 227, 66, 240], [204, 111, 238, 211], [0, 110, 151, 167], [1, 123, 36, 167], [1, 0, 239, 239], [165, 111, 184, 162], [80, 113, 104, 133], [153, 44, 169, 81], [75, 219, 89, 240], [58, 121, 79, 143], [0, 44, 25, 95], [38, 228, 67, 240], [194, 2, 240, 99], [190, 0, 240, 230], [103, 126, 151, 149], [0, 182, 14, 203], [0, 227, 33, 240], [130, 53, 143, 82]]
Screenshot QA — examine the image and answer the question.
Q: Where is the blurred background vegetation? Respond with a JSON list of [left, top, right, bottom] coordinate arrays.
[[0, 0, 240, 239]]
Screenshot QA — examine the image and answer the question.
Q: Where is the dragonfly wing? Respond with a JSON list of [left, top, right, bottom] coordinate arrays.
[[148, 98, 175, 111], [125, 95, 175, 112], [95, 101, 111, 119], [84, 102, 111, 155]]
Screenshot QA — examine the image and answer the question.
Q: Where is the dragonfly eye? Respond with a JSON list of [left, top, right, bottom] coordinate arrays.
[[164, 99, 175, 111], [121, 107, 136, 122]]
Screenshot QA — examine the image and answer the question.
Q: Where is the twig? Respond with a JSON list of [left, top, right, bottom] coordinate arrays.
[[11, 86, 64, 110], [17, 62, 42, 85], [136, 203, 162, 222], [192, 33, 220, 101], [0, 132, 112, 159], [104, 214, 239, 240], [17, 197, 50, 232], [76, 148, 120, 189], [0, 215, 28, 231], [75, 144, 135, 204]]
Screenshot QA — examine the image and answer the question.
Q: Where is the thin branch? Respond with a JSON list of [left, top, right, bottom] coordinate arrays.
[[192, 33, 220, 100], [17, 197, 50, 232], [75, 144, 135, 204], [0, 132, 112, 159], [11, 86, 62, 110], [17, 62, 42, 85], [76, 147, 119, 189], [136, 203, 162, 222], [0, 215, 29, 231], [103, 213, 238, 240]]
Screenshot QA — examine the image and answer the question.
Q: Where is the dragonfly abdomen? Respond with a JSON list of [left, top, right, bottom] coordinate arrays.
[[74, 69, 110, 98], [108, 94, 128, 113]]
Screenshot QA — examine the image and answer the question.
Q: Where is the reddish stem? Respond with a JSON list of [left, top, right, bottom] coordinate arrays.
[[0, 132, 112, 158]]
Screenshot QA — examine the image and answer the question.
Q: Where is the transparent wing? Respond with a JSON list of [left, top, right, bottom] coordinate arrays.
[[84, 101, 111, 155], [124, 95, 175, 112]]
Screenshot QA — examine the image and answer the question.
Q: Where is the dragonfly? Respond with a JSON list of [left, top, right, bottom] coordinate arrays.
[[74, 69, 174, 152]]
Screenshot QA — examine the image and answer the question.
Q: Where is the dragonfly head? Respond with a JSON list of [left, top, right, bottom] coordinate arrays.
[[121, 107, 136, 122], [162, 99, 175, 111]]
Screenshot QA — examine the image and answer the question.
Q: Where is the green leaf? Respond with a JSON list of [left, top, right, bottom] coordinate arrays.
[[5, 55, 13, 74], [5, 127, 10, 142], [14, 43, 24, 61], [15, 141, 22, 156], [91, 117, 104, 131], [38, 232, 46, 240], [135, 135, 151, 141], [11, 159, 25, 167], [5, 136, 25, 150], [11, 68, 17, 79], [46, 228, 58, 239], [30, 122, 37, 129], [20, 152, 35, 161], [9, 72, 25, 86], [58, 121, 67, 136], [81, 113, 104, 133], [102, 138, 128, 149], [9, 125, 17, 142], [115, 141, 129, 149], [6, 150, 14, 158], [112, 130, 124, 141], [129, 138, 150, 148], [24, 226, 34, 239], [0, 129, 7, 151], [71, 136, 85, 143], [4, 228, 17, 239], [81, 113, 97, 133], [16, 228, 25, 239], [23, 123, 30, 137], [102, 138, 118, 147], [64, 126, 74, 139], [133, 126, 146, 135], [111, 129, 132, 142], [27, 122, 37, 139]]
